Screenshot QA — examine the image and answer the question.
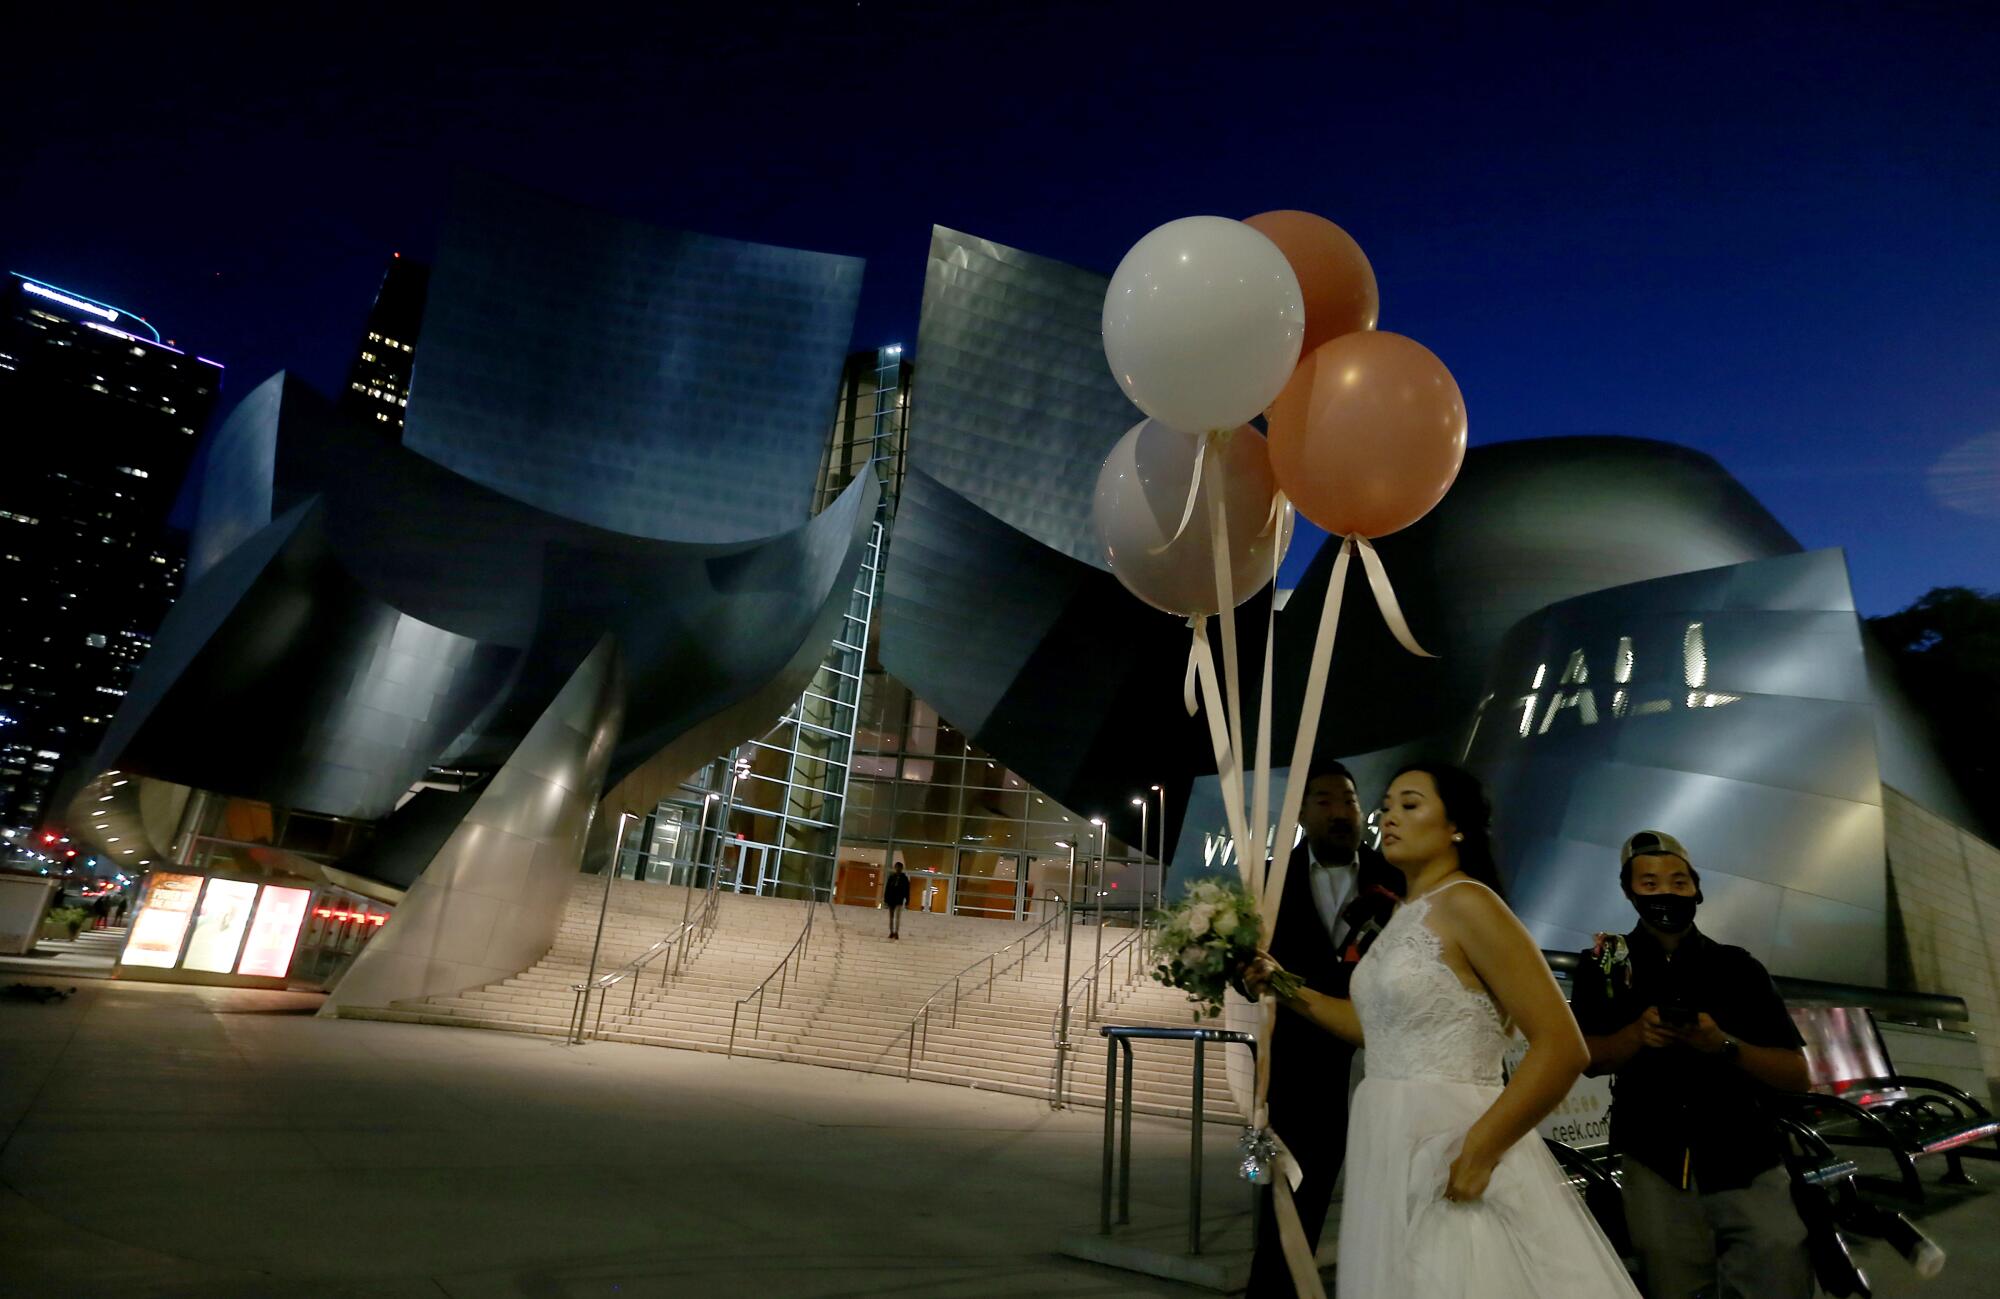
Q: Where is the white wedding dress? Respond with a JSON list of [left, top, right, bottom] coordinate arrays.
[[1337, 880, 1641, 1297]]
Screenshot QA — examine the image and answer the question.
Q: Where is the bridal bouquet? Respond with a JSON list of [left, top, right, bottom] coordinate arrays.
[[1151, 879, 1302, 1018]]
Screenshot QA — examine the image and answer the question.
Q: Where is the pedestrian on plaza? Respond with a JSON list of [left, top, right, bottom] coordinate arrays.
[[883, 862, 910, 940], [90, 892, 111, 930], [1571, 830, 1815, 1299], [109, 893, 128, 925], [1245, 758, 1402, 1297]]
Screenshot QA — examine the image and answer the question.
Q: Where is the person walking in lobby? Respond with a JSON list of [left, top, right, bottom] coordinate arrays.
[[1571, 830, 1815, 1299], [1245, 759, 1401, 1296], [883, 861, 910, 940]]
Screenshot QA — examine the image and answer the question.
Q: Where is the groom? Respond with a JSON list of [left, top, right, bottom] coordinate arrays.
[[1247, 758, 1403, 1296]]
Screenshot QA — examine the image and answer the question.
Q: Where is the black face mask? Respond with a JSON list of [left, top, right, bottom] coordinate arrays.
[[1634, 893, 1698, 935]]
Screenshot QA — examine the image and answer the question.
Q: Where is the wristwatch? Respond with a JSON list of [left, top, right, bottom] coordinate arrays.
[[1719, 1035, 1740, 1062]]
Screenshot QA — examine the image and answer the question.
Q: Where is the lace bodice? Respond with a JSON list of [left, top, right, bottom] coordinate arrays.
[[1350, 882, 1510, 1085]]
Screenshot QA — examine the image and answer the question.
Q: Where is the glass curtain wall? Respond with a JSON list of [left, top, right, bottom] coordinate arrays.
[[697, 344, 907, 899], [816, 346, 910, 517], [834, 668, 1143, 921]]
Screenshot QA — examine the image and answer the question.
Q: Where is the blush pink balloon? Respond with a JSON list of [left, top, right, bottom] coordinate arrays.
[[1244, 210, 1379, 355], [1267, 331, 1467, 539]]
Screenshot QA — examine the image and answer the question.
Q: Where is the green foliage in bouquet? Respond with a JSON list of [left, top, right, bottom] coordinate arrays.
[[1150, 879, 1302, 1018]]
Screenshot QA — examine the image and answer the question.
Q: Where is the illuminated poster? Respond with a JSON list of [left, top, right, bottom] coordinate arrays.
[[236, 886, 311, 978], [182, 878, 259, 973], [120, 872, 204, 968]]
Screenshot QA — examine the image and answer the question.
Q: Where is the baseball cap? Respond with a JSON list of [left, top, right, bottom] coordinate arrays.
[[1620, 829, 1692, 868]]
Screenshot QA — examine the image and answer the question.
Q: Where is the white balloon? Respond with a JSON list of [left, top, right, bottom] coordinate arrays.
[[1102, 217, 1306, 433], [1093, 418, 1294, 617]]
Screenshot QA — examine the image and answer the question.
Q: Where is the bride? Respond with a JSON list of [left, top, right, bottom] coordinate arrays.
[[1250, 762, 1640, 1296]]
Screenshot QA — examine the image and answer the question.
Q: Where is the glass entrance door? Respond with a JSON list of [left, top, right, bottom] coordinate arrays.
[[718, 839, 772, 894], [953, 850, 1024, 919]]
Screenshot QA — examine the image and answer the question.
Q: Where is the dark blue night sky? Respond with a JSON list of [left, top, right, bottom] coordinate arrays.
[[7, 2, 1995, 612]]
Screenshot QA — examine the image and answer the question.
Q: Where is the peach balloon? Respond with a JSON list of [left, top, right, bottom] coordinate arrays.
[[1267, 331, 1466, 539], [1244, 210, 1379, 354]]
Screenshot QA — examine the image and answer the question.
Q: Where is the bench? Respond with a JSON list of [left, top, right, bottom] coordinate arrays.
[[1545, 1129, 1940, 1297], [1781, 1004, 2000, 1203]]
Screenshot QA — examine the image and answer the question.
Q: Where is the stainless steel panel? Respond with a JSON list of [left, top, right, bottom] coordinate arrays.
[[404, 173, 863, 543], [911, 227, 1141, 567]]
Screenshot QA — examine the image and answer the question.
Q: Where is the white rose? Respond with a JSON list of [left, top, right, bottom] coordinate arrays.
[[1212, 908, 1240, 938], [1185, 903, 1215, 938]]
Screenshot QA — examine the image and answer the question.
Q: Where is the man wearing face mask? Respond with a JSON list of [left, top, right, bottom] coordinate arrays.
[[1570, 830, 1814, 1299]]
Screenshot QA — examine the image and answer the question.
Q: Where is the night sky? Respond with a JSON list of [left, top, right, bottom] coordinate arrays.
[[7, 2, 1995, 613]]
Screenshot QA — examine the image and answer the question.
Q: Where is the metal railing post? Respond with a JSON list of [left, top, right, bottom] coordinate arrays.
[[1100, 1037, 1118, 1234], [1190, 1036, 1206, 1256], [1119, 1039, 1134, 1225]]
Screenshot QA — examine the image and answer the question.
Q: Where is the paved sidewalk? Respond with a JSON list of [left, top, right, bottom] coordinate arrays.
[[2, 974, 1993, 1298], [0, 924, 125, 979]]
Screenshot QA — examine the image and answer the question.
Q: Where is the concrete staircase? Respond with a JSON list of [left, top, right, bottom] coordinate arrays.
[[342, 876, 1240, 1119]]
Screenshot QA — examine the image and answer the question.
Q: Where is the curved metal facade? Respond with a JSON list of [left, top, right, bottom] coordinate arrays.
[[325, 635, 626, 1012], [1464, 549, 1888, 984], [1272, 436, 1806, 764], [94, 372, 878, 830], [402, 173, 864, 542], [910, 227, 1141, 568], [879, 468, 1226, 834]]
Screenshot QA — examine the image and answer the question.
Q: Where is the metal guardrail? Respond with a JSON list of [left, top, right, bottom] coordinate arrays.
[[726, 893, 835, 1057], [899, 907, 1065, 1080], [1051, 925, 1148, 1108], [1096, 1025, 1258, 1255], [567, 864, 725, 1044]]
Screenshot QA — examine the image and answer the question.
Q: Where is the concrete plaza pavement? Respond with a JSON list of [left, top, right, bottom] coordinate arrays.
[[3, 975, 1995, 1298], [0, 977, 1239, 1298]]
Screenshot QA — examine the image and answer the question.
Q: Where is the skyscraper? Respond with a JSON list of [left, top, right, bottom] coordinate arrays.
[[340, 254, 428, 436], [0, 272, 222, 851]]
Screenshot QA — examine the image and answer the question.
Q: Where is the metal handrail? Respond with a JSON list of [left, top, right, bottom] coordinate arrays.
[[898, 907, 1066, 1080], [1050, 924, 1147, 1107], [567, 864, 725, 1044], [726, 892, 835, 1057], [1096, 1025, 1259, 1255]]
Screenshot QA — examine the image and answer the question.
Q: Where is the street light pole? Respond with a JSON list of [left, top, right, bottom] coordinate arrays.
[[1131, 795, 1149, 928], [681, 791, 720, 940], [579, 811, 636, 1034], [1054, 839, 1078, 1108], [1089, 817, 1107, 983], [1151, 784, 1167, 940]]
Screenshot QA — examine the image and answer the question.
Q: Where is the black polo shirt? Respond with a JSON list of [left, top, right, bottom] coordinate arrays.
[[1569, 925, 1805, 1193]]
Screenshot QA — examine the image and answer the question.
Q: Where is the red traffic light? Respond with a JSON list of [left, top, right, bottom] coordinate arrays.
[[41, 832, 56, 844]]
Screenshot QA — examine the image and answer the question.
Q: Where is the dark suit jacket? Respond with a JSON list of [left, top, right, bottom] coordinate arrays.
[[1264, 841, 1401, 1142]]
